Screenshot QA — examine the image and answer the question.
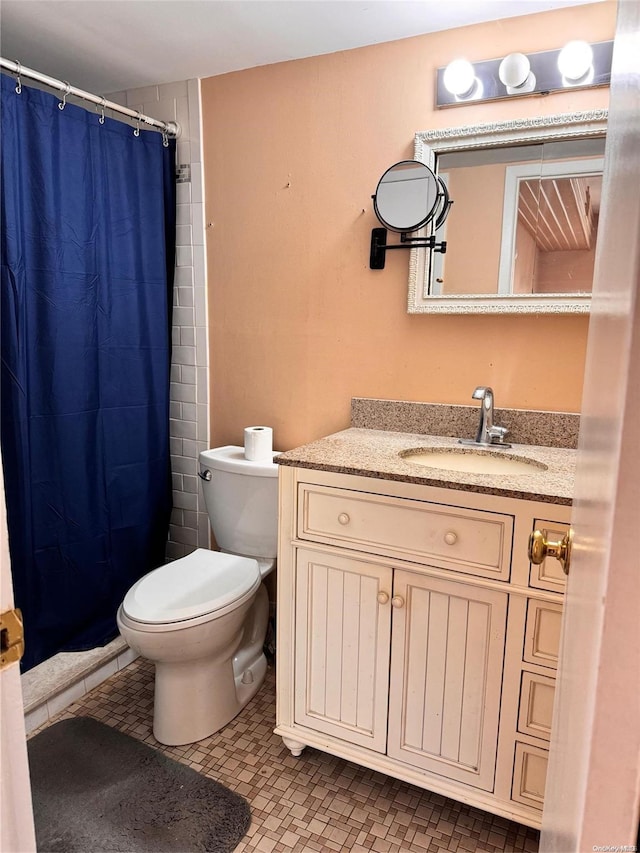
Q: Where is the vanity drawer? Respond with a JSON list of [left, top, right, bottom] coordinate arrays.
[[523, 599, 563, 670], [512, 741, 549, 811], [518, 670, 556, 742], [529, 519, 569, 593], [297, 484, 513, 580]]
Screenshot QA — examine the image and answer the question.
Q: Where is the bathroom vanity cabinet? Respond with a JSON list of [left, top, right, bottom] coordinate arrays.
[[275, 463, 570, 829]]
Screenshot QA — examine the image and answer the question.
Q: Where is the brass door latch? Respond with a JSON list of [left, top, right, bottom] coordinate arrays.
[[0, 607, 25, 669], [528, 528, 573, 576]]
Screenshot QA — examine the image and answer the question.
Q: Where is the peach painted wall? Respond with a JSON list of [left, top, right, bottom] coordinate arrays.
[[201, 2, 615, 451], [536, 247, 597, 292], [443, 163, 505, 294]]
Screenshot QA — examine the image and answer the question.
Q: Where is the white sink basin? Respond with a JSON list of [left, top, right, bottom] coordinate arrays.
[[400, 448, 548, 475]]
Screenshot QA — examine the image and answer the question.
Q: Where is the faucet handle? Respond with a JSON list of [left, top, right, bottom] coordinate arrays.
[[487, 425, 510, 445]]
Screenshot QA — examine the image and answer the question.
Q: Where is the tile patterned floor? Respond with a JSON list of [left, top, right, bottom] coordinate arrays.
[[34, 658, 540, 853]]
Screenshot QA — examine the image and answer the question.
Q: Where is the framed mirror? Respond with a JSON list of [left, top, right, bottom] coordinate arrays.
[[409, 110, 607, 314]]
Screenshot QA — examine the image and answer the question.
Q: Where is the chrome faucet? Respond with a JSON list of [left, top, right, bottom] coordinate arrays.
[[460, 386, 511, 448]]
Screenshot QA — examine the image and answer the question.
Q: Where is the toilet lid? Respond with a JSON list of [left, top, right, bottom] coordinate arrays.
[[122, 549, 261, 624]]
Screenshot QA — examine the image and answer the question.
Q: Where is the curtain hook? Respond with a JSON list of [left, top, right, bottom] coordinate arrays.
[[133, 112, 141, 137], [14, 60, 22, 94], [98, 97, 106, 125], [162, 130, 169, 148], [58, 82, 71, 110]]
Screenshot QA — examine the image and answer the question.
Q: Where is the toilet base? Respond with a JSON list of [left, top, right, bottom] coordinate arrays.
[[232, 583, 269, 706], [150, 585, 271, 746], [152, 649, 268, 745], [153, 654, 238, 745], [234, 651, 267, 707]]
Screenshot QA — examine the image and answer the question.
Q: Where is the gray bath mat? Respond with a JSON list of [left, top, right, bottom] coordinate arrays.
[[28, 717, 251, 852]]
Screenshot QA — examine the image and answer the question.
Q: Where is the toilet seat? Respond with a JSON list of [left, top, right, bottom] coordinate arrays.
[[121, 549, 261, 631]]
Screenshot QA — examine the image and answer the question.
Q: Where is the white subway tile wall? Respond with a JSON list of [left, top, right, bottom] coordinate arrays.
[[110, 80, 210, 559]]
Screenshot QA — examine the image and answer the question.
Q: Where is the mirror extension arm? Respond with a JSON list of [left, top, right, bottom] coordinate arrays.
[[370, 229, 448, 270]]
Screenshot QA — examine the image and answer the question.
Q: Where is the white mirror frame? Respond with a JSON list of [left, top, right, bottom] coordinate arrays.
[[408, 109, 608, 314]]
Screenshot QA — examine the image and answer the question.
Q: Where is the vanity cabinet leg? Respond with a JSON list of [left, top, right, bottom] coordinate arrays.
[[282, 736, 306, 757]]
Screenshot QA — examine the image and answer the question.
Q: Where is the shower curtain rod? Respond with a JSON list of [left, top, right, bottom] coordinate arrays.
[[0, 57, 181, 138]]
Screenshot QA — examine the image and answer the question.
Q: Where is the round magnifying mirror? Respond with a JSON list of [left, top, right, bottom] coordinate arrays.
[[373, 160, 440, 233]]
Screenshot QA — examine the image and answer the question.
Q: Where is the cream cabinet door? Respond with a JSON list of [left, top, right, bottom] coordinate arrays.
[[294, 547, 392, 752], [387, 570, 507, 791]]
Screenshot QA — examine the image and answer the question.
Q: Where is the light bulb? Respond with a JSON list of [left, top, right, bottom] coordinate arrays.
[[443, 59, 476, 97], [499, 53, 531, 88], [558, 40, 593, 82], [506, 71, 536, 95]]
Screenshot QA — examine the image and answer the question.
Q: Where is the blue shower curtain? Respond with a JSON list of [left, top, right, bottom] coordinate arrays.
[[0, 74, 176, 671]]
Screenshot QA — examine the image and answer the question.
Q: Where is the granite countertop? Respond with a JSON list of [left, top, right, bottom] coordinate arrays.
[[276, 428, 576, 505]]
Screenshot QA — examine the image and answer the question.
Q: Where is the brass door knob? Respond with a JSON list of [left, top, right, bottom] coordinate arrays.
[[528, 528, 573, 575]]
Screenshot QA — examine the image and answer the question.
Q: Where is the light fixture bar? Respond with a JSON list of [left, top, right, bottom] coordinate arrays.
[[436, 40, 613, 108]]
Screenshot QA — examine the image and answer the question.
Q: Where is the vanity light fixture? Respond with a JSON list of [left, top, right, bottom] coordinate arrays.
[[436, 39, 612, 107], [369, 160, 453, 270]]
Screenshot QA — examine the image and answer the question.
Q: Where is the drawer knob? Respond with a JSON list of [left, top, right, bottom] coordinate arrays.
[[377, 591, 390, 605], [444, 531, 458, 546], [337, 512, 350, 525], [391, 595, 405, 609]]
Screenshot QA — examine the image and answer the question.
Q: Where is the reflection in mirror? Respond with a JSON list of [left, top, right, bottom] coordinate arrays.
[[432, 138, 605, 297], [527, 138, 603, 294], [510, 168, 602, 295]]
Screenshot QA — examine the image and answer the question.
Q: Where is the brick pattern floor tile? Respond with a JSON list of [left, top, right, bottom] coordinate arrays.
[[32, 659, 540, 852]]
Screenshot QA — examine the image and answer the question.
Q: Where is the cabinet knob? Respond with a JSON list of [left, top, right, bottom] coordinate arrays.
[[337, 512, 350, 525], [377, 591, 390, 605], [444, 531, 458, 546], [391, 595, 405, 609]]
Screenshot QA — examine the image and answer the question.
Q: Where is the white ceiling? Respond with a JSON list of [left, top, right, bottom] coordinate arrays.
[[1, 0, 604, 94]]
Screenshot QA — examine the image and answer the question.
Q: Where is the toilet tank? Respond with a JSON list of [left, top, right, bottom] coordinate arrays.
[[198, 446, 278, 559]]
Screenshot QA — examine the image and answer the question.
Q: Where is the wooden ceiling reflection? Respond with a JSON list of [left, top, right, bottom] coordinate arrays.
[[518, 175, 601, 252]]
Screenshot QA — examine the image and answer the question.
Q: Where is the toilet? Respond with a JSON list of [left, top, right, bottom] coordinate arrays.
[[117, 445, 278, 746]]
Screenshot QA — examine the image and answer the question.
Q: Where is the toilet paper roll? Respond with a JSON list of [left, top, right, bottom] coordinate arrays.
[[244, 426, 273, 461]]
